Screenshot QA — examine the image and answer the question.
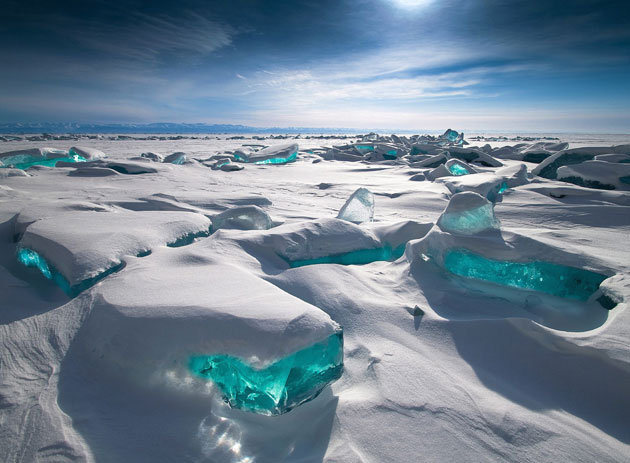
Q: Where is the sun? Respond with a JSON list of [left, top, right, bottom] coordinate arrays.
[[389, 0, 433, 9]]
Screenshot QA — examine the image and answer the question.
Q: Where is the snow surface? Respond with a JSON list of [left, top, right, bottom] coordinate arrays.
[[1, 133, 630, 462]]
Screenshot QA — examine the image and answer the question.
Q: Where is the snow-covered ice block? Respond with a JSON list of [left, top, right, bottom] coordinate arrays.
[[440, 173, 508, 202], [532, 147, 630, 179], [447, 147, 503, 167], [210, 158, 244, 171], [0, 147, 85, 169], [17, 246, 123, 297], [323, 148, 365, 162], [224, 218, 383, 264], [557, 160, 630, 191], [140, 151, 164, 162], [428, 159, 477, 180], [67, 166, 120, 177], [79, 249, 342, 414], [594, 153, 630, 163], [212, 205, 273, 231], [82, 159, 161, 174], [337, 187, 374, 224], [234, 143, 298, 164], [409, 143, 442, 156], [164, 152, 187, 164], [496, 163, 529, 188], [18, 210, 212, 288], [68, 146, 106, 160], [437, 192, 500, 235], [409, 153, 447, 168]]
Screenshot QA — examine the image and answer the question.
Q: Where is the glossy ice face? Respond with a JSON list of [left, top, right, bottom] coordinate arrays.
[[444, 248, 607, 301], [190, 332, 343, 415], [17, 247, 123, 297], [288, 244, 405, 268], [448, 163, 469, 176], [337, 187, 374, 224]]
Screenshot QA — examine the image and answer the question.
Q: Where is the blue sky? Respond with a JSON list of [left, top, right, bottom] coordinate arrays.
[[1, 0, 629, 131]]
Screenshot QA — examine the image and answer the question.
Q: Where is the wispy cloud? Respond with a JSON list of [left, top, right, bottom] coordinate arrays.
[[25, 10, 236, 64]]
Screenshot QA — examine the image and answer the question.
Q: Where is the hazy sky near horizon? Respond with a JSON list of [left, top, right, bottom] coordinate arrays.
[[1, 0, 629, 131]]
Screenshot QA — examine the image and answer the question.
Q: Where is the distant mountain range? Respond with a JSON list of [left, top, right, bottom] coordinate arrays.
[[0, 122, 376, 134]]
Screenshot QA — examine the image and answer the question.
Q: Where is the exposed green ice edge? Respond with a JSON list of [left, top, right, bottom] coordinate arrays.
[[166, 227, 213, 247], [288, 244, 406, 268], [190, 331, 343, 415], [355, 145, 375, 151], [233, 151, 298, 165], [16, 247, 123, 298], [448, 164, 470, 176], [444, 248, 608, 301], [383, 149, 398, 160], [0, 155, 86, 170]]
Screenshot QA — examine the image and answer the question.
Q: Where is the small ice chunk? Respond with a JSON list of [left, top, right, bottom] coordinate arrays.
[[212, 205, 273, 231], [441, 129, 460, 142], [437, 192, 500, 235], [210, 159, 244, 171], [446, 159, 476, 176], [337, 187, 375, 224], [164, 152, 187, 164], [221, 163, 244, 171]]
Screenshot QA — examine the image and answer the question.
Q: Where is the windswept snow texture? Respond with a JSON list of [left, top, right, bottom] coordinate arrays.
[[1, 132, 630, 463]]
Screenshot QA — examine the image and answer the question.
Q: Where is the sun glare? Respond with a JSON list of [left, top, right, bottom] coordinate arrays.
[[389, 0, 433, 9]]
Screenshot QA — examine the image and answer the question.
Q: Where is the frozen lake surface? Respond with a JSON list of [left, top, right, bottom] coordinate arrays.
[[1, 131, 629, 462]]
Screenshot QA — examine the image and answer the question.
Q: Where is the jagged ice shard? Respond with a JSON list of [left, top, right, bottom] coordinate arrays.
[[437, 192, 499, 235], [189, 331, 343, 415], [444, 249, 608, 301], [337, 187, 375, 223], [234, 143, 299, 165]]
